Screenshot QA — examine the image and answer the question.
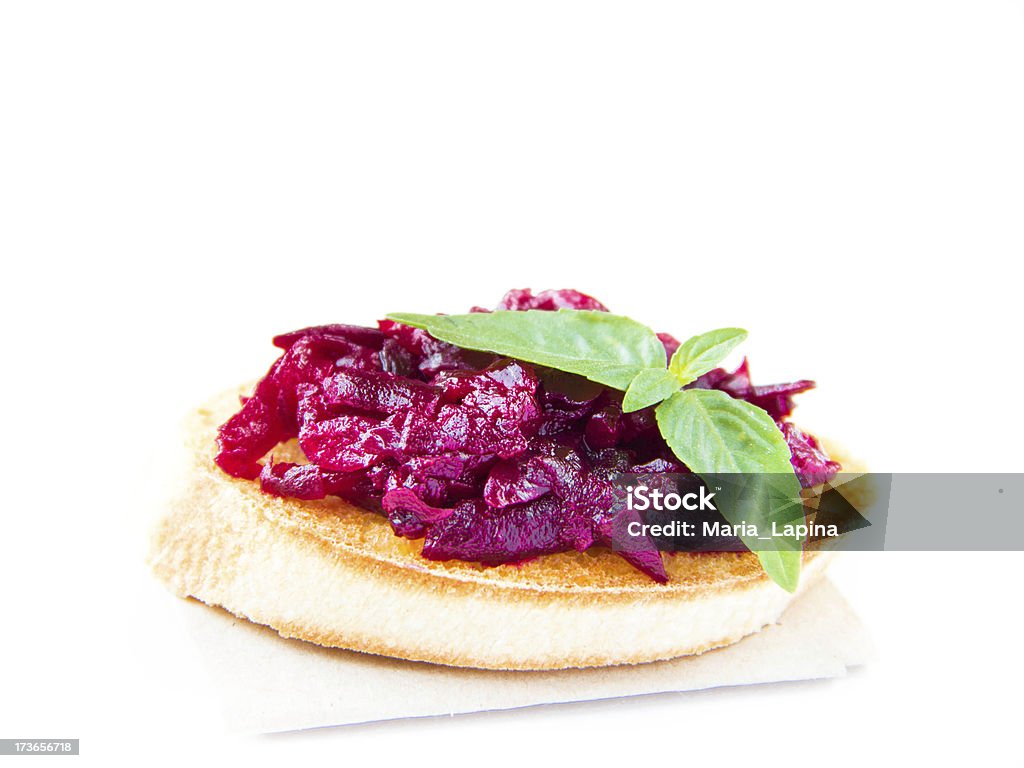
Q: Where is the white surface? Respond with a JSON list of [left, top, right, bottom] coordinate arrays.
[[1, 1, 1022, 765]]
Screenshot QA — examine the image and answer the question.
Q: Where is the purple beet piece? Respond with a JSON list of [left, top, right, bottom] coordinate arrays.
[[215, 374, 287, 480], [389, 454, 496, 507], [260, 461, 327, 500], [300, 412, 383, 471], [513, 441, 586, 499], [273, 324, 385, 352], [320, 468, 376, 505], [748, 380, 815, 421], [535, 369, 604, 436], [585, 403, 623, 449], [594, 508, 668, 583], [481, 438, 618, 512], [495, 288, 609, 312], [630, 456, 687, 474], [484, 457, 554, 507], [689, 358, 752, 397], [657, 332, 681, 359], [381, 487, 458, 538], [617, 544, 669, 583], [337, 416, 411, 467], [295, 385, 384, 471], [215, 336, 342, 479], [378, 337, 417, 377], [433, 360, 541, 458], [780, 421, 841, 487], [335, 360, 541, 463], [619, 402, 659, 444], [586, 447, 636, 476], [322, 368, 440, 416], [382, 488, 456, 524], [274, 327, 382, 377], [378, 319, 492, 379], [691, 358, 815, 420], [421, 496, 580, 564], [271, 336, 361, 432]]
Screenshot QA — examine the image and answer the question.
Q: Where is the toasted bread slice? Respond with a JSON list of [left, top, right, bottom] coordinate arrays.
[[150, 388, 833, 671]]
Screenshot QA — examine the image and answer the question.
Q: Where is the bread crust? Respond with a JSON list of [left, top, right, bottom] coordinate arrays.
[[150, 388, 832, 670]]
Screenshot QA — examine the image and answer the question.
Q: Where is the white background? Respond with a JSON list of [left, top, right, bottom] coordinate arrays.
[[2, 1, 1022, 765]]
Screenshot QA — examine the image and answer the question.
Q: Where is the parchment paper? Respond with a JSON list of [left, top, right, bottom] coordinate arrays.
[[182, 579, 870, 733]]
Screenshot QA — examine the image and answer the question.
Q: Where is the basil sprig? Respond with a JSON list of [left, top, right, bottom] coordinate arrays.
[[656, 389, 804, 590], [387, 309, 803, 591]]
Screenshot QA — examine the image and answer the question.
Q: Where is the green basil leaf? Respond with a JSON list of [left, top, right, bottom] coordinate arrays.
[[655, 389, 796, 474], [387, 310, 666, 390], [622, 368, 680, 413], [753, 549, 802, 595], [668, 327, 748, 386], [655, 388, 803, 592]]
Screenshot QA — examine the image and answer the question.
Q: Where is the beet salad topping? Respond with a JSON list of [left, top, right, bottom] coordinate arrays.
[[214, 289, 840, 582]]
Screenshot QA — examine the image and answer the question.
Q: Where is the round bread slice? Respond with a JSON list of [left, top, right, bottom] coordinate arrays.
[[150, 388, 834, 671]]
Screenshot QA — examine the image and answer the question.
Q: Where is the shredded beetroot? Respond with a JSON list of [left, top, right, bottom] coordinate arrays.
[[495, 288, 610, 312], [260, 460, 327, 500], [215, 288, 840, 581], [778, 422, 843, 488]]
